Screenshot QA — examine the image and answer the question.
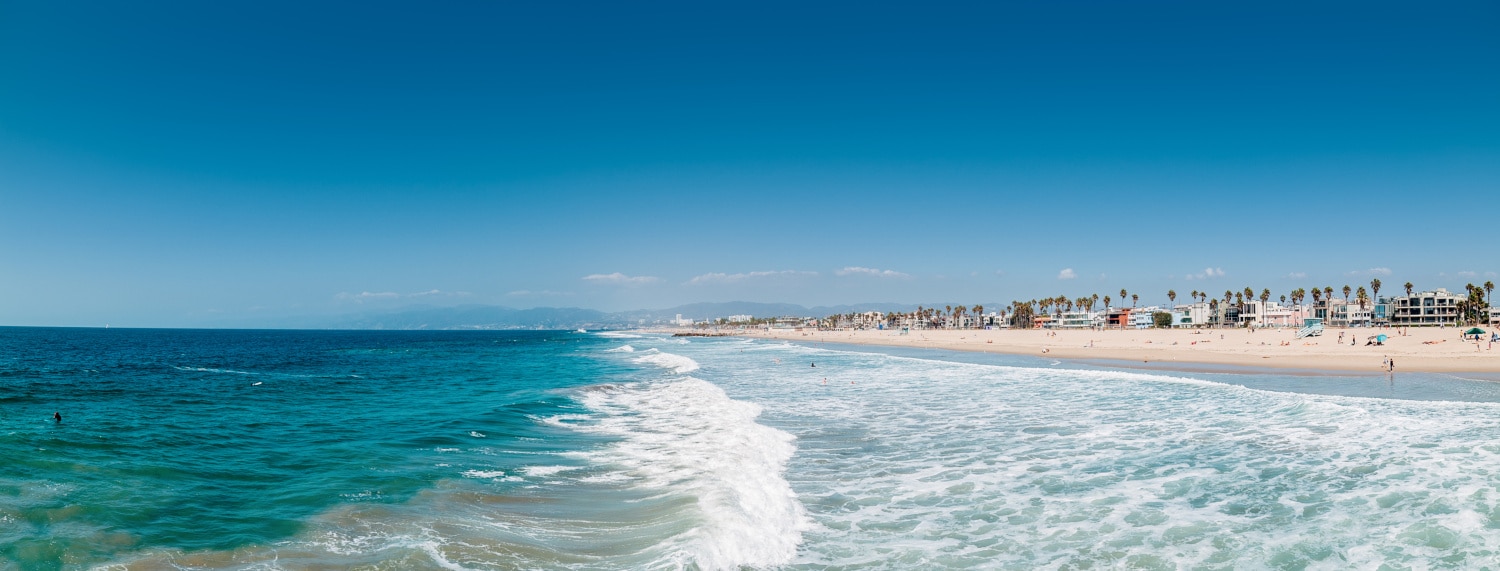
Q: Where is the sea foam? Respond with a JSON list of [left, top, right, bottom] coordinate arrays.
[[631, 349, 700, 374], [570, 378, 810, 569]]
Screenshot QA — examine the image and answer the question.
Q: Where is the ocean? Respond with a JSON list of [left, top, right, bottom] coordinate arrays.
[[6, 327, 1500, 569]]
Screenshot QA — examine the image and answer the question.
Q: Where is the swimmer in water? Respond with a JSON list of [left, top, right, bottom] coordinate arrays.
[[53, 412, 62, 422], [811, 362, 815, 368]]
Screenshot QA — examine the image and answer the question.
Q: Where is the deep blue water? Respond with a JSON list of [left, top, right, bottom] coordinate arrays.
[[0, 328, 638, 569]]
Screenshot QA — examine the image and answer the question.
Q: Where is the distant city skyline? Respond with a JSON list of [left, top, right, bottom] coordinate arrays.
[[2, 1, 1496, 327]]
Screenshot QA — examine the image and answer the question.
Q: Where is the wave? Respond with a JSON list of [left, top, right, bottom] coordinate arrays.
[[631, 349, 700, 374], [595, 331, 643, 339], [173, 366, 257, 376], [605, 344, 636, 353], [569, 378, 810, 569]]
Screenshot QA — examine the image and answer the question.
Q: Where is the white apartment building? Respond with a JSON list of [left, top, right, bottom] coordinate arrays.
[[1057, 311, 1099, 329], [1172, 303, 1211, 328], [1387, 288, 1465, 326]]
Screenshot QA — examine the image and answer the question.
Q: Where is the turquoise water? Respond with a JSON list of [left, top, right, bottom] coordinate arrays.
[[7, 328, 1500, 569]]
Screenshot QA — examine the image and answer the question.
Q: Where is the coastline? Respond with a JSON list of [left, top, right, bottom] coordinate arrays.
[[727, 326, 1500, 374]]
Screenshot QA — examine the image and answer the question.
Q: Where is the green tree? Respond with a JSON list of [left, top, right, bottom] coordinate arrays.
[[1168, 290, 1177, 306], [1153, 312, 1173, 328], [1370, 278, 1382, 303], [1404, 282, 1414, 297], [1132, 294, 1139, 307], [1342, 285, 1351, 303]]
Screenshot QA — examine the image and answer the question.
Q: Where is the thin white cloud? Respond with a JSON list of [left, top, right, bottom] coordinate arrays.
[[686, 270, 817, 285], [1344, 267, 1392, 277], [1286, 272, 1307, 279], [334, 291, 399, 303], [582, 272, 660, 285], [507, 290, 574, 297], [409, 289, 472, 298], [1185, 267, 1226, 280], [1057, 268, 1077, 280], [1487, 271, 1497, 278], [836, 266, 910, 279], [335, 290, 471, 303], [1458, 271, 1478, 278]]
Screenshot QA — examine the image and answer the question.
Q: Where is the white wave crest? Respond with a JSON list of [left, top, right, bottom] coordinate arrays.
[[571, 378, 810, 569], [596, 331, 643, 339], [605, 344, 636, 353], [632, 349, 701, 374]]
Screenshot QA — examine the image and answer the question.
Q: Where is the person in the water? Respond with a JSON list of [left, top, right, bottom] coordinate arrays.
[[53, 412, 62, 422]]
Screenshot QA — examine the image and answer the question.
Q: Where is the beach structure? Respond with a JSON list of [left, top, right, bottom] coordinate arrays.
[[1172, 302, 1211, 328], [1296, 317, 1325, 338], [1128, 306, 1162, 329], [1386, 288, 1465, 326], [1057, 310, 1099, 329], [1238, 300, 1299, 328]]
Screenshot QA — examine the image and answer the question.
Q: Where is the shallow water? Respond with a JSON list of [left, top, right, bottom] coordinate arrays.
[[5, 328, 1500, 569]]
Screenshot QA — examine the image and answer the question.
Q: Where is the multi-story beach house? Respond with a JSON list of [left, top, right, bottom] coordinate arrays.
[[1386, 288, 1465, 326], [1128, 306, 1162, 329], [1057, 310, 1099, 329], [1238, 300, 1300, 328], [1172, 302, 1212, 328]]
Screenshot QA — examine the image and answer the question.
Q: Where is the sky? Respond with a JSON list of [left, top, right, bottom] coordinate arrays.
[[2, 1, 1497, 327]]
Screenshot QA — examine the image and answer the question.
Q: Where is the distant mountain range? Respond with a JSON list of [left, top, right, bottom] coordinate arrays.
[[312, 301, 986, 330]]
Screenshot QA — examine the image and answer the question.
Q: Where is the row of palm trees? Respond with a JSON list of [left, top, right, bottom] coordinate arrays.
[[819, 279, 1496, 330]]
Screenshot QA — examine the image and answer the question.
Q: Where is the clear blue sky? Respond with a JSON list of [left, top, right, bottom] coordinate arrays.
[[2, 1, 1497, 326]]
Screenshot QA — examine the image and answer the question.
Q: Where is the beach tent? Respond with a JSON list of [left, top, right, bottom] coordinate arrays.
[[1465, 328, 1486, 335]]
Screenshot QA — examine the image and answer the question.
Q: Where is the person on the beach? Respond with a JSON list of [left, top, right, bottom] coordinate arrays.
[[1389, 359, 1395, 372]]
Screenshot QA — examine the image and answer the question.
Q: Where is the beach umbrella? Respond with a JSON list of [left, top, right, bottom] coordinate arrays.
[[1465, 327, 1486, 335], [1376, 334, 1388, 342]]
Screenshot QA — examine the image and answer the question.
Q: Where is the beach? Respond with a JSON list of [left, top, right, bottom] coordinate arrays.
[[736, 325, 1500, 373]]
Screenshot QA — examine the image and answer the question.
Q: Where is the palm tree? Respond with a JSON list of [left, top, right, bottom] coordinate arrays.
[[1103, 295, 1111, 309], [1342, 285, 1351, 304], [1168, 290, 1177, 306], [1370, 278, 1382, 304], [1120, 289, 1128, 305], [1260, 289, 1271, 305], [1356, 286, 1369, 309], [1131, 294, 1139, 307], [1324, 287, 1334, 305], [1404, 282, 1414, 297], [1486, 281, 1495, 308], [973, 305, 983, 328], [1280, 294, 1287, 305]]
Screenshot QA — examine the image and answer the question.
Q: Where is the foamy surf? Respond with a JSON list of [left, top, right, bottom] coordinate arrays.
[[566, 378, 810, 569], [605, 344, 636, 353], [631, 349, 700, 374]]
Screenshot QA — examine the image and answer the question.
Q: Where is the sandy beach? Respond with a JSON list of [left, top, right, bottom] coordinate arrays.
[[734, 326, 1500, 373]]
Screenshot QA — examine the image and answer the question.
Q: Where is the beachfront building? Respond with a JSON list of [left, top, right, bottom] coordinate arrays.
[[1238, 300, 1299, 328], [1316, 299, 1373, 327], [1489, 306, 1500, 326], [1172, 303, 1211, 328], [1128, 306, 1162, 329], [1387, 288, 1465, 326], [1057, 310, 1100, 329]]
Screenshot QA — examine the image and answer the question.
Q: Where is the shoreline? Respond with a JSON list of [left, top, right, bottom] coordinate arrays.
[[724, 326, 1500, 374]]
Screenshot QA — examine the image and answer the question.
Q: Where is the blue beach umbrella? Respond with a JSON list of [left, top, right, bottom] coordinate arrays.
[[1376, 334, 1388, 342]]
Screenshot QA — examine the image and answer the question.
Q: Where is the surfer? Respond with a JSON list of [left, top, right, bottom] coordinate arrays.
[[811, 362, 816, 368], [53, 412, 62, 422]]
